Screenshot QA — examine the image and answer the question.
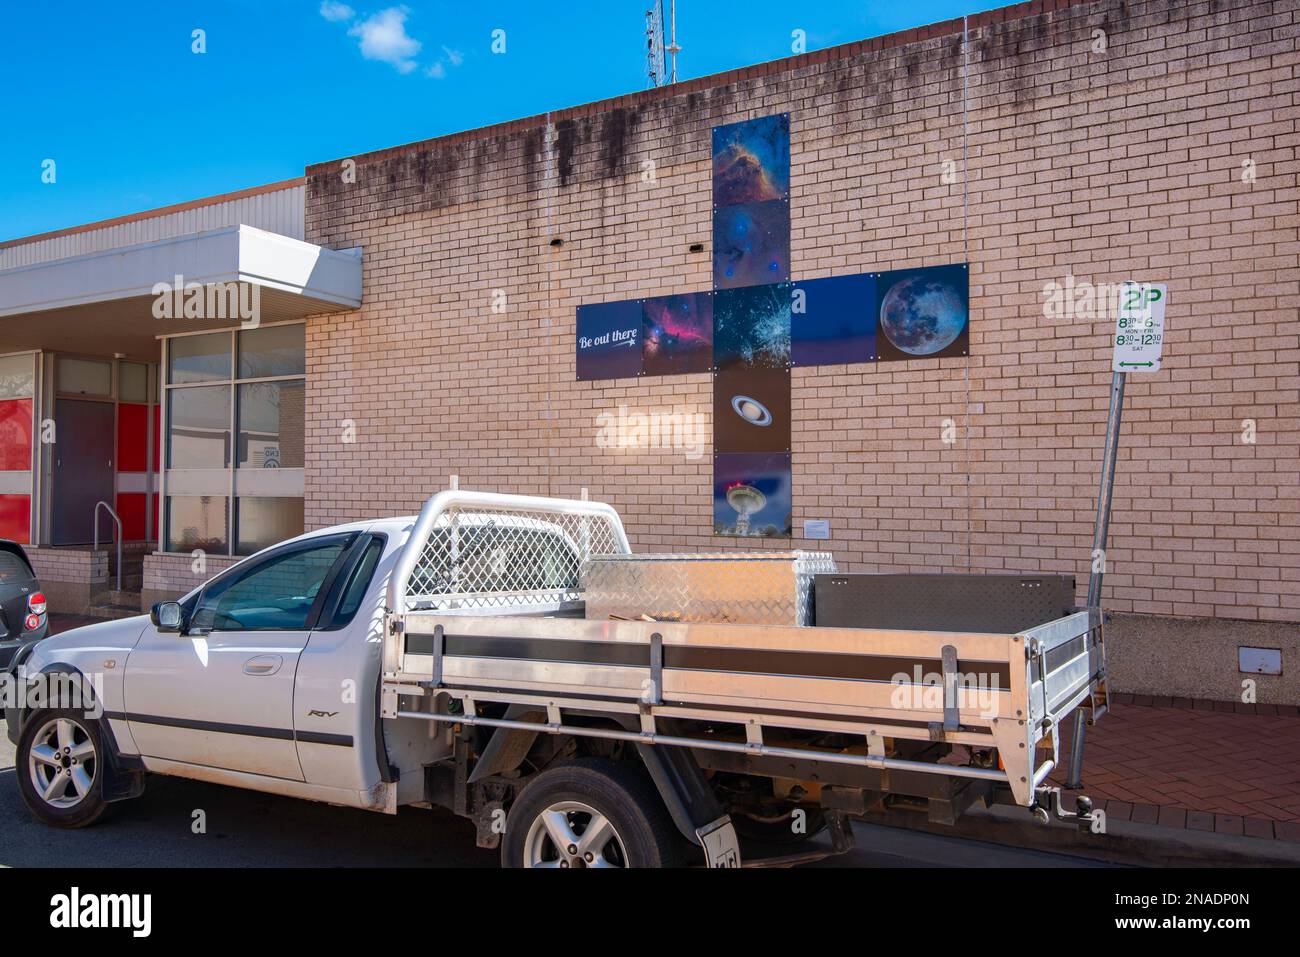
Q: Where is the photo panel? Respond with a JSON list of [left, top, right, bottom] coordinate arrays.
[[713, 199, 791, 290], [713, 452, 792, 539], [642, 291, 714, 376], [875, 263, 970, 362], [575, 298, 643, 381], [713, 282, 792, 372], [713, 367, 791, 454], [790, 272, 878, 367], [712, 113, 791, 208]]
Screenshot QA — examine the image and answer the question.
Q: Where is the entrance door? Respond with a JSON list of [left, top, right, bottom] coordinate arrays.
[[52, 399, 115, 545]]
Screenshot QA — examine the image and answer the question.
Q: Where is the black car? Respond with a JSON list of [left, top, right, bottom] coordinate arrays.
[[0, 541, 47, 668]]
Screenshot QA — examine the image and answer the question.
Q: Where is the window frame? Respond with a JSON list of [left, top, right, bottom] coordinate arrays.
[[160, 321, 306, 556]]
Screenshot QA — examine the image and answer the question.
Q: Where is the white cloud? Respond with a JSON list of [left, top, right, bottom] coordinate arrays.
[[347, 6, 422, 74], [442, 46, 464, 67], [319, 1, 355, 22], [425, 62, 445, 79]]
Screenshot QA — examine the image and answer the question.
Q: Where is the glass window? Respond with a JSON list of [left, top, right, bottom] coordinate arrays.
[[237, 381, 305, 469], [119, 362, 149, 403], [167, 386, 230, 468], [235, 496, 305, 556], [166, 496, 229, 552], [0, 355, 35, 399], [191, 537, 347, 632], [333, 538, 383, 625], [57, 357, 111, 396], [0, 548, 35, 583], [168, 332, 231, 384], [239, 324, 305, 379]]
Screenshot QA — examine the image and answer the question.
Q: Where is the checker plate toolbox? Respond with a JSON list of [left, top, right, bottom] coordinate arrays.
[[382, 490, 1107, 833]]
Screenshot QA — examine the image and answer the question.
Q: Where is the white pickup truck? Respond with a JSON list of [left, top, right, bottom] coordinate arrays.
[[7, 489, 1106, 867]]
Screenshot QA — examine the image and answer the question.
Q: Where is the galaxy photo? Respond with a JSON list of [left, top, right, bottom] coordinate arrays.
[[713, 367, 791, 454], [713, 199, 791, 290], [713, 452, 792, 539], [876, 264, 970, 362], [712, 113, 790, 208], [575, 298, 644, 381], [642, 292, 714, 376], [713, 282, 792, 371], [790, 272, 878, 366]]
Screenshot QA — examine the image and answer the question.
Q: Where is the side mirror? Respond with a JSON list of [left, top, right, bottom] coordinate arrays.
[[151, 601, 185, 633]]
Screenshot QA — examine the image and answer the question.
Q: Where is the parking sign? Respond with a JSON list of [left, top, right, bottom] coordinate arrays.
[[1113, 282, 1167, 372]]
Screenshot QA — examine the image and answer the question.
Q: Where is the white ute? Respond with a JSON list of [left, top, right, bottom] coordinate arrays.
[[7, 489, 1106, 867]]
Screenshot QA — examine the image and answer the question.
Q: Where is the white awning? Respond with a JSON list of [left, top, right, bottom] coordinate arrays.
[[0, 224, 362, 357]]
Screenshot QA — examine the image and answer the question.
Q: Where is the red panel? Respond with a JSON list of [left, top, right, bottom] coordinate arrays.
[[116, 492, 147, 541], [153, 404, 161, 466], [152, 492, 160, 541], [117, 403, 149, 472], [0, 398, 32, 471], [0, 495, 30, 543]]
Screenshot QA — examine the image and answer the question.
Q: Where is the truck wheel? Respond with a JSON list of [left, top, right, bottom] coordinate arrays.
[[502, 758, 681, 868], [16, 709, 110, 828]]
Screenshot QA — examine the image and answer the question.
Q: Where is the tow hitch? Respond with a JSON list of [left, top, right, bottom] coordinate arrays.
[[1033, 786, 1096, 832]]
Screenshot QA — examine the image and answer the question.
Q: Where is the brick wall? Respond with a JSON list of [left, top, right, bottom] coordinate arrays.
[[302, 0, 1299, 626]]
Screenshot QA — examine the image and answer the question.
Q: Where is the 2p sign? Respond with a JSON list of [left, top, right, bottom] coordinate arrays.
[[1113, 282, 1167, 372]]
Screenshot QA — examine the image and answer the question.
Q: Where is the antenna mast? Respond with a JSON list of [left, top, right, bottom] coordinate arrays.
[[645, 1, 666, 88], [666, 0, 680, 84]]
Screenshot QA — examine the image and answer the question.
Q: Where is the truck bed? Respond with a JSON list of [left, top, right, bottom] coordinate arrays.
[[380, 490, 1107, 818]]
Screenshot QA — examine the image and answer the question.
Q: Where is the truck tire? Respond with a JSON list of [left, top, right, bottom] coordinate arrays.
[[16, 708, 110, 828], [502, 758, 681, 868]]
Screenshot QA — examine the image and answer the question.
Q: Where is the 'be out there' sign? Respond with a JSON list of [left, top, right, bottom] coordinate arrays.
[[1112, 282, 1167, 372]]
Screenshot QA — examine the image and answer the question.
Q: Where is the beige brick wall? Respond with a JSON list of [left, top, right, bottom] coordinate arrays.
[[302, 0, 1299, 626]]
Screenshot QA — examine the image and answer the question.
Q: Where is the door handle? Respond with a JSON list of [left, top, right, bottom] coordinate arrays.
[[244, 655, 283, 676]]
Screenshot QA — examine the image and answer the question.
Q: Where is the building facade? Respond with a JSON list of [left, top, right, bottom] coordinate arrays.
[[1, 0, 1296, 702]]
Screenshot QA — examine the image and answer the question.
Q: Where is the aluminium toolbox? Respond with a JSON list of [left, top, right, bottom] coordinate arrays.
[[581, 551, 837, 626]]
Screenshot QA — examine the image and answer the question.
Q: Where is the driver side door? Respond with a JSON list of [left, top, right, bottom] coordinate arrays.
[[124, 533, 354, 780]]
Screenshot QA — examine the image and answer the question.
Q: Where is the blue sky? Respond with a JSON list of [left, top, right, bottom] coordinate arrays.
[[0, 0, 1003, 242]]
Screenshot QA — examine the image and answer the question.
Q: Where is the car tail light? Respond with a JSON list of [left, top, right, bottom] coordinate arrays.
[[24, 613, 41, 631], [27, 592, 46, 615]]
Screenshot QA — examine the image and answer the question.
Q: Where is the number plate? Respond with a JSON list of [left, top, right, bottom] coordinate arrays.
[[697, 818, 742, 868]]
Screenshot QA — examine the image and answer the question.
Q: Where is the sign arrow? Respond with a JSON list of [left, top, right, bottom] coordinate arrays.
[[1119, 361, 1153, 368]]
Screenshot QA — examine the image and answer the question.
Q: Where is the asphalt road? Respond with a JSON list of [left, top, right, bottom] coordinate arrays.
[[0, 735, 1114, 868]]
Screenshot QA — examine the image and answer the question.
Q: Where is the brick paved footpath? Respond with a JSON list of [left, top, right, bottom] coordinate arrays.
[[1055, 694, 1300, 844]]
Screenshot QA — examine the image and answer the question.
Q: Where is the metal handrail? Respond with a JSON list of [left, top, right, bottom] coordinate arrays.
[[93, 501, 123, 592]]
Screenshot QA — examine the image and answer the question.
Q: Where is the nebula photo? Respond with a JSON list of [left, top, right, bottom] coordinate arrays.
[[713, 283, 792, 371], [790, 273, 878, 366], [642, 292, 713, 376], [713, 452, 792, 538], [876, 264, 970, 361], [712, 114, 790, 207], [713, 199, 791, 290]]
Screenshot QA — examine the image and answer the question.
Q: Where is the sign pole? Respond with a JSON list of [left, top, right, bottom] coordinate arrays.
[[1068, 368, 1125, 788], [1067, 281, 1166, 789]]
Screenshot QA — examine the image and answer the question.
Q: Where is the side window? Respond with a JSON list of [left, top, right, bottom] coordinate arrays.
[[332, 538, 384, 627], [191, 538, 348, 632]]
